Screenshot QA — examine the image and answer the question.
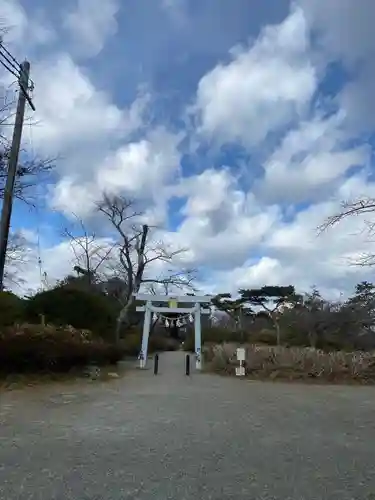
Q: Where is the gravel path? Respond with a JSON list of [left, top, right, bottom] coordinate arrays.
[[1, 351, 375, 500]]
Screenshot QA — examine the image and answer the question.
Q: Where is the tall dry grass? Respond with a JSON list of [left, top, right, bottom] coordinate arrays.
[[204, 343, 375, 383]]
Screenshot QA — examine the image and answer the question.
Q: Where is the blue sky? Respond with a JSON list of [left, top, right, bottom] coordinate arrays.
[[2, 0, 375, 297]]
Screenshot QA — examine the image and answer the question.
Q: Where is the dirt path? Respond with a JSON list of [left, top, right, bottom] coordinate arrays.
[[1, 351, 375, 499]]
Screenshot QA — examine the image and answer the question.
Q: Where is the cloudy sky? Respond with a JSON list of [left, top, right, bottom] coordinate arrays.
[[1, 0, 375, 298]]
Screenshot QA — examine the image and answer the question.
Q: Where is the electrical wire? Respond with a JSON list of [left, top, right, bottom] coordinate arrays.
[[0, 56, 19, 80], [0, 48, 20, 74], [0, 43, 35, 93], [0, 42, 21, 70]]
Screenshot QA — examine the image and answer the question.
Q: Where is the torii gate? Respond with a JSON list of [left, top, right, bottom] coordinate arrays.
[[135, 294, 213, 370]]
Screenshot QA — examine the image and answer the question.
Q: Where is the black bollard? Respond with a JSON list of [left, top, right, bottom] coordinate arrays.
[[185, 354, 190, 376], [154, 354, 159, 375]]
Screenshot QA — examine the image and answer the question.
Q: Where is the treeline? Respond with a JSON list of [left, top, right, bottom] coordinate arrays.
[[207, 282, 375, 352], [2, 276, 375, 378]]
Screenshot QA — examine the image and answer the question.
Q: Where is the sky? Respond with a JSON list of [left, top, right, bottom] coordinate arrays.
[[1, 0, 375, 298]]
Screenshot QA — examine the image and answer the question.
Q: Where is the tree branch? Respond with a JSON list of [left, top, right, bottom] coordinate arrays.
[[318, 198, 375, 233]]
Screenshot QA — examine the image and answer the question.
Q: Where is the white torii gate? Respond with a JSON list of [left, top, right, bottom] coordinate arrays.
[[135, 294, 213, 370]]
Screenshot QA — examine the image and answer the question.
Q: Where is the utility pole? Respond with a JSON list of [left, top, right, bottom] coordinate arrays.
[[0, 61, 32, 290]]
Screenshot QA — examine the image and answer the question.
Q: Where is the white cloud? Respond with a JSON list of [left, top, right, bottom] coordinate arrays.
[[15, 225, 191, 295], [49, 126, 183, 219], [20, 53, 164, 217], [63, 0, 120, 57], [4, 0, 375, 303], [20, 171, 375, 297], [97, 127, 183, 198], [258, 112, 371, 203], [30, 54, 144, 156], [207, 257, 285, 296], [202, 172, 375, 299], [49, 178, 99, 218], [167, 1, 375, 301], [1, 2, 179, 223], [0, 0, 55, 50], [194, 6, 316, 146], [300, 0, 375, 132], [299, 0, 375, 65], [168, 168, 281, 268]]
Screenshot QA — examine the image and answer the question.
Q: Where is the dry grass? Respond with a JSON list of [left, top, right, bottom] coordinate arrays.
[[204, 343, 375, 384]]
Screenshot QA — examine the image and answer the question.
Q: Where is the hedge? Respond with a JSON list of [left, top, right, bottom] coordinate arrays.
[[0, 323, 125, 374]]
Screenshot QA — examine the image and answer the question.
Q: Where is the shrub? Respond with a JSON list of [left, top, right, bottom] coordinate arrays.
[[0, 323, 125, 374], [23, 288, 119, 341], [120, 330, 181, 357], [204, 343, 375, 383], [250, 328, 277, 346], [149, 335, 180, 352], [0, 291, 24, 327], [120, 331, 142, 356], [183, 332, 195, 351], [183, 326, 247, 351]]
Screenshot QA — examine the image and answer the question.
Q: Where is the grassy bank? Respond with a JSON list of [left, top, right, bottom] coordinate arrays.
[[204, 343, 375, 384]]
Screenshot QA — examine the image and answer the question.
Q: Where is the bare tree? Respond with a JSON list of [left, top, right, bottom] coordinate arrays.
[[0, 75, 54, 205], [319, 198, 375, 266], [0, 153, 54, 206], [97, 193, 196, 343], [3, 231, 32, 290], [62, 214, 116, 288]]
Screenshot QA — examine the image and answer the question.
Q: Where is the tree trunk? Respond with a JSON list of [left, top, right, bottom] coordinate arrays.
[[114, 294, 135, 344], [114, 277, 144, 344]]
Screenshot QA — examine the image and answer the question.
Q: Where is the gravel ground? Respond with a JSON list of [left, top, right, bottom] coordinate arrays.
[[1, 351, 375, 500]]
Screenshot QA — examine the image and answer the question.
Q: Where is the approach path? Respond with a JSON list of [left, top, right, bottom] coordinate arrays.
[[1, 351, 375, 499]]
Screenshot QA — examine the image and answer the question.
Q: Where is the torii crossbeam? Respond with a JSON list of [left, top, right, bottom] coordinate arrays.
[[135, 294, 213, 370]]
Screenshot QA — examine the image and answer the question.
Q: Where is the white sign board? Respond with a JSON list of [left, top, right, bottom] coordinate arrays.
[[236, 347, 246, 361], [236, 366, 245, 377]]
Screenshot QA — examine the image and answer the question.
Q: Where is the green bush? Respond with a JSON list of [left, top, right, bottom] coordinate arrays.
[[250, 328, 278, 345], [183, 326, 247, 351], [0, 324, 125, 374], [23, 288, 119, 341], [0, 291, 24, 327], [120, 331, 181, 357], [149, 334, 180, 352], [120, 331, 142, 356]]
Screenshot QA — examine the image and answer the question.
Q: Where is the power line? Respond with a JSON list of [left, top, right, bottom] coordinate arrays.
[[0, 42, 35, 87], [0, 42, 21, 70], [0, 48, 20, 74], [0, 42, 35, 108], [0, 42, 21, 79], [0, 56, 19, 80]]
